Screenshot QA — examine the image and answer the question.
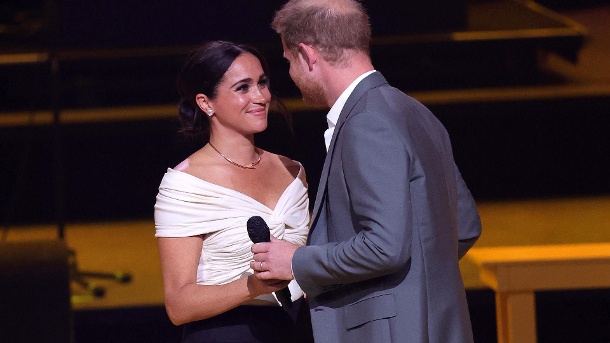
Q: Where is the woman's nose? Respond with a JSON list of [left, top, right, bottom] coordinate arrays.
[[252, 88, 267, 103]]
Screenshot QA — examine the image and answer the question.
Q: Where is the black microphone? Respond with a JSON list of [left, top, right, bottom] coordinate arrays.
[[247, 216, 292, 309], [247, 216, 271, 244]]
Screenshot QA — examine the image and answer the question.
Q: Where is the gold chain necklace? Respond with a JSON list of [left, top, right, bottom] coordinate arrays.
[[208, 142, 261, 169]]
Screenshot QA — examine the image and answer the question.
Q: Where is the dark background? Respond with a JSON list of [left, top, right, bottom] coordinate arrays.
[[1, 0, 608, 226]]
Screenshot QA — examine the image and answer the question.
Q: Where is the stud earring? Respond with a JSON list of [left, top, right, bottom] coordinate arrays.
[[207, 109, 213, 116]]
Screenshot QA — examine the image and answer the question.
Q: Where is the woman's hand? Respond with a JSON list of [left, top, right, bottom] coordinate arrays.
[[246, 275, 290, 297]]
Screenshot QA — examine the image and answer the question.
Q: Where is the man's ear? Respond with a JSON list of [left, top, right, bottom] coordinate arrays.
[[298, 43, 317, 71]]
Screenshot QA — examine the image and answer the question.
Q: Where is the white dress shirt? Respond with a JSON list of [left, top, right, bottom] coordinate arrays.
[[324, 70, 376, 151]]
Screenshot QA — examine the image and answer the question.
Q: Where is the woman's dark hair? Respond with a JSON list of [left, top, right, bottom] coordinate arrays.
[[176, 40, 286, 140]]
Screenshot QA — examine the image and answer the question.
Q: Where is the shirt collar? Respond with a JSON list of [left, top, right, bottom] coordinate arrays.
[[326, 70, 376, 128]]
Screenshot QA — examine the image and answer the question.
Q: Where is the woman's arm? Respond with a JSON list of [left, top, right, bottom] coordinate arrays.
[[158, 236, 289, 325]]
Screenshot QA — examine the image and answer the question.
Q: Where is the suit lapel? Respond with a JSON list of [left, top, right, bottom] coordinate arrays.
[[309, 72, 388, 229]]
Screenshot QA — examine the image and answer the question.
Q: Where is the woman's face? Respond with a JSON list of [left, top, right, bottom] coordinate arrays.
[[207, 53, 271, 138]]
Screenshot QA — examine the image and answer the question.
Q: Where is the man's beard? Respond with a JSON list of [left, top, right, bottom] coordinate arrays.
[[295, 75, 326, 107]]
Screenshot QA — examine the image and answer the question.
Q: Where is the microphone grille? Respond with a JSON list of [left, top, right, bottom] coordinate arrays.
[[247, 216, 270, 243]]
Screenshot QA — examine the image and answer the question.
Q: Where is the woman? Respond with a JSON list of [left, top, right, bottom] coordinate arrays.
[[154, 41, 312, 343]]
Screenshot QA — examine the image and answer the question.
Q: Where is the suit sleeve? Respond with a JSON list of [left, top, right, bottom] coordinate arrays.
[[293, 111, 412, 297]]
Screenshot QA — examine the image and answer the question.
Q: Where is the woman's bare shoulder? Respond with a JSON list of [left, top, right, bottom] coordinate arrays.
[[173, 149, 219, 179], [173, 158, 191, 172], [268, 152, 305, 182]]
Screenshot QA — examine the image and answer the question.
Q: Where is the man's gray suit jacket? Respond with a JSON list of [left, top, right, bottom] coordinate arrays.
[[293, 72, 482, 342]]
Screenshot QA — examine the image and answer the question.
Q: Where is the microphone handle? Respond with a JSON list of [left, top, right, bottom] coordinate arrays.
[[275, 285, 293, 309], [247, 216, 292, 309]]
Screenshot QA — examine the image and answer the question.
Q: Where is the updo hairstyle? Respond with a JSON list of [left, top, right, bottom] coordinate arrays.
[[176, 41, 274, 140]]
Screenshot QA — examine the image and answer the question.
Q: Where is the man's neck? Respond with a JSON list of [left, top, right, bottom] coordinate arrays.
[[321, 52, 374, 107]]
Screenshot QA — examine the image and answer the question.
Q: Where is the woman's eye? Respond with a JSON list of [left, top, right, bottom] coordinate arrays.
[[236, 84, 249, 92], [258, 79, 269, 88]]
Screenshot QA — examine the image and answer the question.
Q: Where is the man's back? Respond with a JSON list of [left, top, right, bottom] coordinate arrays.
[[295, 72, 480, 342]]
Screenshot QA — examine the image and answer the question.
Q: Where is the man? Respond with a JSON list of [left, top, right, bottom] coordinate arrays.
[[251, 0, 482, 342]]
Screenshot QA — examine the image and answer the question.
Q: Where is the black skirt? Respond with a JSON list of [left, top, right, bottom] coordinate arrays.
[[181, 298, 313, 343]]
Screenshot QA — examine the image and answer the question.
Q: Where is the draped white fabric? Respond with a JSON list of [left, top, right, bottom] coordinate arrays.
[[154, 165, 309, 303]]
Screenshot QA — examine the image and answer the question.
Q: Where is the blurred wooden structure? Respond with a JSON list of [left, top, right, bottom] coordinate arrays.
[[468, 243, 610, 343]]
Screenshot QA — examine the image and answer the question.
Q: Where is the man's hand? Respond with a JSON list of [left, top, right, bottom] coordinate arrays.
[[250, 235, 299, 281]]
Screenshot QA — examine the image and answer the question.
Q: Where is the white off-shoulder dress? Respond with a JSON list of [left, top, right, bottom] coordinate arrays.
[[154, 164, 310, 305]]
